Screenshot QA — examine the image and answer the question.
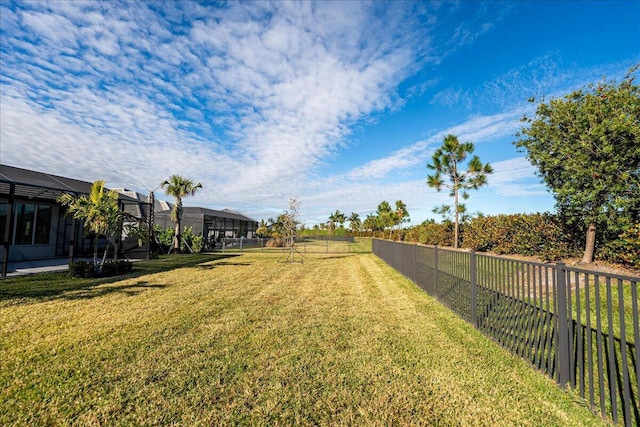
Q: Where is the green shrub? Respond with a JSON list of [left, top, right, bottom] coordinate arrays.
[[394, 212, 633, 268], [69, 260, 132, 278], [101, 260, 133, 276], [461, 213, 576, 261], [126, 223, 149, 247], [180, 226, 204, 253], [598, 223, 640, 269], [69, 261, 96, 278], [153, 225, 204, 254], [334, 227, 347, 237], [154, 225, 175, 247], [191, 235, 204, 253], [418, 222, 454, 246]]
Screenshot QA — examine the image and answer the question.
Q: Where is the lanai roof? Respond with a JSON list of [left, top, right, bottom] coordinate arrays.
[[173, 206, 257, 223], [0, 164, 141, 205]]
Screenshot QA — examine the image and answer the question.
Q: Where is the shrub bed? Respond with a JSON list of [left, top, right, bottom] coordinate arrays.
[[69, 260, 133, 278]]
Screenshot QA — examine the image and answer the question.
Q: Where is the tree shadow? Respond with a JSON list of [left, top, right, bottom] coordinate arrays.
[[63, 281, 169, 300], [197, 260, 252, 269], [0, 253, 242, 305], [315, 254, 359, 260]]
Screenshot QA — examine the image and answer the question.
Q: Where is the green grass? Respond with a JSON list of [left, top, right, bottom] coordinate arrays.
[[1, 250, 605, 426], [227, 236, 372, 254]]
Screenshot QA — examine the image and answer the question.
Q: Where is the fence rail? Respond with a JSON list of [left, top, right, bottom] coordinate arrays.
[[373, 239, 639, 426]]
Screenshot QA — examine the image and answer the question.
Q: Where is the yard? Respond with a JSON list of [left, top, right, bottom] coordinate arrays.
[[1, 246, 605, 426]]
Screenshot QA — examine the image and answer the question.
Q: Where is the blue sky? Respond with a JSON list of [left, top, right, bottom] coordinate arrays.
[[1, 1, 638, 226]]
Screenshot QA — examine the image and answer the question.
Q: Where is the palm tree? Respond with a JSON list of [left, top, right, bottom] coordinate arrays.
[[161, 175, 202, 251], [267, 216, 283, 238], [363, 213, 377, 233], [348, 212, 361, 235], [329, 210, 346, 232], [58, 180, 126, 270], [256, 219, 269, 238]]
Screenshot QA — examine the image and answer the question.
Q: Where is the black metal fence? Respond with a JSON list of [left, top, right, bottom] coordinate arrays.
[[373, 239, 639, 426], [214, 236, 357, 253]]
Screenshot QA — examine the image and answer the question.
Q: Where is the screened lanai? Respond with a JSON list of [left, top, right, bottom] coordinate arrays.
[[154, 207, 258, 248], [0, 164, 148, 276]]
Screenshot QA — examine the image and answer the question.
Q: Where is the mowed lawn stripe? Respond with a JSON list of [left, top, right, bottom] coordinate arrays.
[[1, 252, 604, 426]]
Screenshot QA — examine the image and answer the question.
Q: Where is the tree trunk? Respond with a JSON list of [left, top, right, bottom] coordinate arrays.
[[580, 222, 597, 264], [93, 238, 99, 270], [174, 221, 181, 251], [100, 244, 109, 271], [454, 191, 460, 249]]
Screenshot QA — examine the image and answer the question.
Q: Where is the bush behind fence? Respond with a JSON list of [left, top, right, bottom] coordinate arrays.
[[373, 239, 639, 426]]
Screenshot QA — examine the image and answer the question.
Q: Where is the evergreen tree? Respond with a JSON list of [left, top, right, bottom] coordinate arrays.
[[515, 67, 640, 263], [427, 135, 492, 248]]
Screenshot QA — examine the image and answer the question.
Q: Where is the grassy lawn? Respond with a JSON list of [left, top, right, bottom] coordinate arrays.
[[1, 249, 605, 426], [226, 237, 372, 254]]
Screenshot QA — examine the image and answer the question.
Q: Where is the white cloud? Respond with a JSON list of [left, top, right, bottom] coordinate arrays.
[[447, 111, 526, 143], [488, 157, 549, 196], [489, 157, 537, 185], [1, 1, 437, 213], [430, 86, 472, 108], [21, 10, 78, 47], [347, 140, 432, 180]]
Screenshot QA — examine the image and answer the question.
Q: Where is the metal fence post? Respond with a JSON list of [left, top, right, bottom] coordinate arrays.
[[555, 262, 571, 388], [434, 245, 438, 299], [413, 244, 417, 283], [470, 250, 478, 328]]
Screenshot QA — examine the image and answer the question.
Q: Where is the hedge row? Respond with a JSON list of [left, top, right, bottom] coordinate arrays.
[[393, 213, 638, 269], [461, 213, 576, 261], [598, 222, 640, 269]]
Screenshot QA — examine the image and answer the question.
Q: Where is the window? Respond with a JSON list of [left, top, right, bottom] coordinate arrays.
[[13, 203, 54, 245], [0, 203, 7, 243], [35, 205, 52, 244], [15, 203, 35, 245]]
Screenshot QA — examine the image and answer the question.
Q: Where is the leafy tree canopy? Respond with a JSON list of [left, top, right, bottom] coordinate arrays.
[[349, 212, 361, 233], [58, 180, 126, 270], [514, 65, 640, 262]]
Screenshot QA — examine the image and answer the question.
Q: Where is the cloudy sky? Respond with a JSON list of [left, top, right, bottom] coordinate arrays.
[[1, 1, 638, 226]]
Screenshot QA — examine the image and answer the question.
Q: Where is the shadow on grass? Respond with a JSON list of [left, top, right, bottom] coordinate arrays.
[[197, 261, 252, 269], [315, 254, 361, 260], [63, 281, 170, 300], [0, 253, 243, 305]]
